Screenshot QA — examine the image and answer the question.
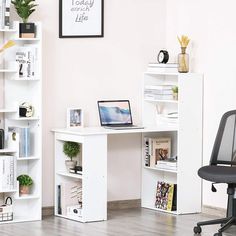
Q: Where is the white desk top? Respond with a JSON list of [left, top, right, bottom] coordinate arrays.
[[52, 123, 178, 136]]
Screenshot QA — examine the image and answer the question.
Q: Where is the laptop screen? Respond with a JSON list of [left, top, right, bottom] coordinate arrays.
[[98, 100, 133, 126]]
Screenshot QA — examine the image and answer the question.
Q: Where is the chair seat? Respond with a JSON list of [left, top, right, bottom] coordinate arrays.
[[198, 165, 236, 183]]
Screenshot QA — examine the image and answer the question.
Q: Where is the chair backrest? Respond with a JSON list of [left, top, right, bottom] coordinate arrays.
[[210, 110, 236, 165]]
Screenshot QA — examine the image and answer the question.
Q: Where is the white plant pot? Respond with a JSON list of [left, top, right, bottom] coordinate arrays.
[[65, 160, 77, 171]]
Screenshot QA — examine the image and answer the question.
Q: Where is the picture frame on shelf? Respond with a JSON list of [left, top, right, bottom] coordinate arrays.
[[59, 0, 104, 38], [67, 108, 83, 128]]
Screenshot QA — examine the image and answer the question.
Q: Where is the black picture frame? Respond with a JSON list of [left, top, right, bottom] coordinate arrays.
[[59, 0, 104, 38]]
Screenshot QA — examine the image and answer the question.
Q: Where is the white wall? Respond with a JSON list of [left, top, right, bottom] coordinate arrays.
[[166, 0, 236, 208], [28, 0, 166, 206]]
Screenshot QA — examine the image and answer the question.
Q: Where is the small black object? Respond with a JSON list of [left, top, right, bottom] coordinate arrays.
[[193, 225, 202, 234], [70, 166, 82, 174], [211, 183, 217, 192], [157, 50, 169, 63], [0, 129, 4, 149]]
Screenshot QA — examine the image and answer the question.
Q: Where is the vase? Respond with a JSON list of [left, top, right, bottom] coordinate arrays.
[[178, 47, 189, 73]]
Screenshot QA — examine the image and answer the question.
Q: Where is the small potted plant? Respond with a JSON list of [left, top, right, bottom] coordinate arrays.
[[17, 174, 33, 195], [11, 0, 38, 38], [63, 141, 80, 171], [172, 86, 178, 100]]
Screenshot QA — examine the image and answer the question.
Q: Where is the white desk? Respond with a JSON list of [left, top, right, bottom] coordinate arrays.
[[52, 124, 178, 222]]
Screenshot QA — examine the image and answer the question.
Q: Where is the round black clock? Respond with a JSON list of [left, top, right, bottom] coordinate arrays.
[[157, 50, 169, 64]]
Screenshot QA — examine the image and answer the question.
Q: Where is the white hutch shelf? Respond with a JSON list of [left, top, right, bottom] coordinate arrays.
[[141, 70, 203, 215]]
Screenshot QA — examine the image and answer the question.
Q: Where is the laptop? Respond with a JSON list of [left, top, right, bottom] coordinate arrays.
[[97, 100, 144, 130]]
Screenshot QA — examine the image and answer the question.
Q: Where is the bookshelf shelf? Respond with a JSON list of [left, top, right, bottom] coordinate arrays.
[[55, 213, 83, 222], [0, 21, 42, 224], [142, 70, 203, 215], [0, 28, 17, 32], [0, 109, 17, 113], [0, 189, 17, 193], [13, 38, 40, 41], [143, 166, 178, 174], [9, 117, 40, 121], [8, 78, 40, 81], [144, 98, 178, 104], [17, 156, 39, 161], [0, 148, 17, 153], [142, 205, 178, 215], [0, 69, 17, 73], [14, 195, 39, 200], [56, 171, 83, 179]]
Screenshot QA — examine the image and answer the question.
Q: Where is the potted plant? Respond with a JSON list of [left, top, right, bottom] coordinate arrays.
[[17, 174, 33, 195], [172, 86, 178, 100], [63, 141, 80, 171], [11, 0, 38, 38]]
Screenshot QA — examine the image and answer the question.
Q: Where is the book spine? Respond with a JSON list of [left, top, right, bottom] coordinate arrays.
[[0, 157, 2, 190], [57, 185, 62, 215], [149, 138, 155, 167], [4, 0, 10, 29], [19, 127, 30, 157], [144, 137, 150, 166], [1, 0, 5, 29], [167, 184, 174, 211]]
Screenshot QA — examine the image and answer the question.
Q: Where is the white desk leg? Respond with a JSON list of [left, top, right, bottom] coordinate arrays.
[[82, 134, 107, 222]]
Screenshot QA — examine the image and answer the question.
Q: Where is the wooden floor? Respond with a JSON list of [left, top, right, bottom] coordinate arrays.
[[0, 208, 236, 235]]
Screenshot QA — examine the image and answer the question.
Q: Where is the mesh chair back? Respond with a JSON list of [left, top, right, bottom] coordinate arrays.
[[210, 110, 236, 165]]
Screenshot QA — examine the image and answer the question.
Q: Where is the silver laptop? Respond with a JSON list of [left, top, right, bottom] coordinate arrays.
[[97, 100, 144, 130]]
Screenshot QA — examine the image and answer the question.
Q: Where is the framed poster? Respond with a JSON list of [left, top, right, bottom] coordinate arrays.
[[59, 0, 104, 38]]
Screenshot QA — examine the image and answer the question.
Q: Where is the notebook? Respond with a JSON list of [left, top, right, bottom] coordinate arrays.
[[97, 100, 144, 130]]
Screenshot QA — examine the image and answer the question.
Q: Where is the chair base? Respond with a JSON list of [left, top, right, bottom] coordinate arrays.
[[194, 216, 236, 235]]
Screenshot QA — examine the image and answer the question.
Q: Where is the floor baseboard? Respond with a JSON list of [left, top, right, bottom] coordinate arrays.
[[42, 206, 54, 217], [108, 199, 141, 210], [202, 205, 226, 217], [42, 199, 141, 217]]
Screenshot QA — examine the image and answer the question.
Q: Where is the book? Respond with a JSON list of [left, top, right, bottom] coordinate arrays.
[[8, 127, 31, 158], [144, 137, 150, 166], [57, 185, 62, 214], [4, 0, 10, 29], [144, 137, 171, 167], [155, 181, 177, 211], [16, 46, 37, 79], [0, 156, 16, 191], [153, 138, 171, 163]]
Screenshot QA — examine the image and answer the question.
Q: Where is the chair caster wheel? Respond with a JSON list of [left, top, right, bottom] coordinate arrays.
[[193, 225, 202, 234], [214, 233, 222, 236]]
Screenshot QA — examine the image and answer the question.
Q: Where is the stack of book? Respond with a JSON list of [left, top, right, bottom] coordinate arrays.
[[144, 85, 174, 101], [147, 63, 178, 73], [156, 159, 177, 171], [0, 156, 16, 191], [155, 181, 177, 211], [144, 137, 171, 168]]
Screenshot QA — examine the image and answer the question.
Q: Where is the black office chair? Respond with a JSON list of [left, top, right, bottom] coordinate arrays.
[[194, 110, 236, 236]]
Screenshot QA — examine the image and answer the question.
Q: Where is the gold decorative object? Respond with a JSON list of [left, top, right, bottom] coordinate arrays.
[[177, 35, 190, 73]]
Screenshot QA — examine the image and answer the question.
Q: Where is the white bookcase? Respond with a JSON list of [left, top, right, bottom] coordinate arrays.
[[54, 132, 107, 223], [0, 21, 42, 223], [141, 71, 203, 214]]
